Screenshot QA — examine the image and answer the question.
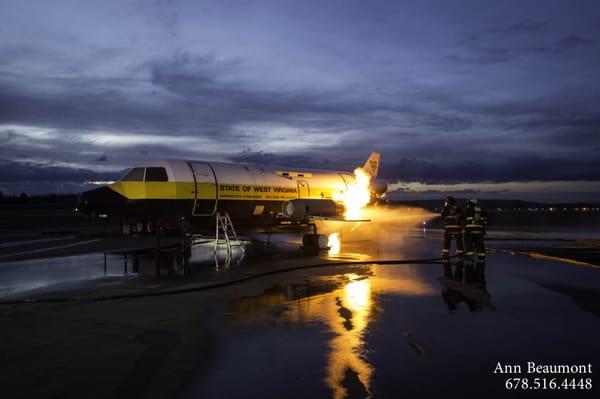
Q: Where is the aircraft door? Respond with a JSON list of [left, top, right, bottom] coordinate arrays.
[[189, 162, 217, 216], [249, 166, 266, 216], [297, 179, 310, 198]]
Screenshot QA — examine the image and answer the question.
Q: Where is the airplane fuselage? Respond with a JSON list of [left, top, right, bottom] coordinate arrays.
[[76, 158, 379, 233]]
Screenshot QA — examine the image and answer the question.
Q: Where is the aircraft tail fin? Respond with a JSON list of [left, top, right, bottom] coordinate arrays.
[[362, 152, 380, 178]]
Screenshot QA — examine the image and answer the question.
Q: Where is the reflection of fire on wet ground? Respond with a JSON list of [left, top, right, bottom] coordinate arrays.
[[226, 264, 436, 398], [227, 270, 373, 397]]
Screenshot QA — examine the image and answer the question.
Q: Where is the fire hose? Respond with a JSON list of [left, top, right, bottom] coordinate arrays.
[[0, 256, 453, 305]]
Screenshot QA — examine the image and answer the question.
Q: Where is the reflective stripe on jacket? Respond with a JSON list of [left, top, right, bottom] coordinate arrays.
[[464, 206, 488, 232], [441, 205, 462, 229]]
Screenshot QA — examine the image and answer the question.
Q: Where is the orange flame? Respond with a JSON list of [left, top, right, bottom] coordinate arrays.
[[327, 232, 341, 254], [335, 167, 372, 220]]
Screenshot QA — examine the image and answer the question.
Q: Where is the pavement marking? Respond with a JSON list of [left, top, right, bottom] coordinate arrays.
[[528, 251, 600, 269], [490, 247, 600, 270], [0, 236, 75, 249], [0, 239, 102, 260]]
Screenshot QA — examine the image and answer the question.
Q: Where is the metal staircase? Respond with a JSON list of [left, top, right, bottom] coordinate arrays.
[[215, 212, 244, 254]]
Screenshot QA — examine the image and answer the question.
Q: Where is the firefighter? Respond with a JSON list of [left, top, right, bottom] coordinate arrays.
[[440, 196, 464, 258], [464, 198, 489, 261]]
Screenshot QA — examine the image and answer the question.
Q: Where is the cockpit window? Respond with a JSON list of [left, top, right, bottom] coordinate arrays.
[[120, 167, 145, 181], [145, 167, 168, 182]]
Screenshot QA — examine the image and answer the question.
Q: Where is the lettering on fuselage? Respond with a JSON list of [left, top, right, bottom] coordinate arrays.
[[272, 187, 297, 193], [218, 184, 299, 200], [220, 184, 240, 192]]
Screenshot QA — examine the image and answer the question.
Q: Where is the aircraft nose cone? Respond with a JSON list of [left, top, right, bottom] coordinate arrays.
[[75, 191, 87, 213], [75, 186, 126, 216]]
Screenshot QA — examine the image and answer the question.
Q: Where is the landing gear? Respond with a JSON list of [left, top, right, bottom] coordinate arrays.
[[120, 217, 169, 236], [123, 219, 155, 235]]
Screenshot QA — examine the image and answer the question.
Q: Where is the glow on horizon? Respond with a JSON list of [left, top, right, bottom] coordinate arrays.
[[389, 180, 600, 198]]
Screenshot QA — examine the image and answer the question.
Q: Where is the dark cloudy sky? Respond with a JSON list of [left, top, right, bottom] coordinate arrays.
[[1, 0, 599, 201]]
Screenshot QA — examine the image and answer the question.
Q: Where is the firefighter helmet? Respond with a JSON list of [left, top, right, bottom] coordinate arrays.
[[467, 198, 478, 207], [443, 196, 456, 208]]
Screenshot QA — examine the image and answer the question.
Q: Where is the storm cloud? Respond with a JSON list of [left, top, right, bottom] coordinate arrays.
[[0, 0, 599, 200]]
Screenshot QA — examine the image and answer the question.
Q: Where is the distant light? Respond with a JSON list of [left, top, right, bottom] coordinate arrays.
[[75, 207, 78, 212], [422, 221, 426, 225], [86, 181, 115, 185]]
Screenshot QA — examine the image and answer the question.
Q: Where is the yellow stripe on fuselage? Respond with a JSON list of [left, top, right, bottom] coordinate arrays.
[[109, 182, 196, 200], [108, 182, 340, 201]]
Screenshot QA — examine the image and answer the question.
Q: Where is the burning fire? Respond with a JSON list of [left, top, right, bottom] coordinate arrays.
[[335, 167, 372, 220], [327, 232, 341, 254], [328, 166, 373, 256]]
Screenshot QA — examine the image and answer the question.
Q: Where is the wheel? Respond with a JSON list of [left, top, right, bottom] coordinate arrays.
[[145, 220, 154, 234], [316, 234, 328, 249], [302, 234, 328, 249]]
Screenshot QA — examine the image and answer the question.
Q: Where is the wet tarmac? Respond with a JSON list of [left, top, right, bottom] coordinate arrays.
[[1, 225, 599, 398]]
